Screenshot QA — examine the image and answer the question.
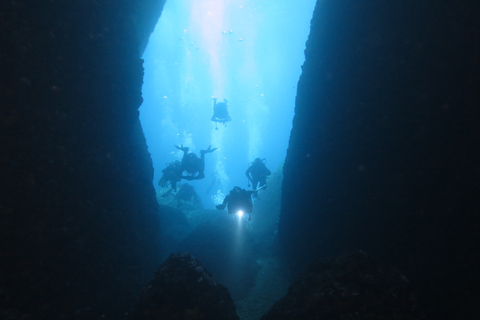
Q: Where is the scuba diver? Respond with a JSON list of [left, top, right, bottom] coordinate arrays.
[[245, 158, 272, 191], [175, 183, 203, 210], [175, 183, 198, 202], [175, 144, 217, 181], [211, 97, 231, 130], [216, 186, 256, 220], [158, 160, 183, 191]]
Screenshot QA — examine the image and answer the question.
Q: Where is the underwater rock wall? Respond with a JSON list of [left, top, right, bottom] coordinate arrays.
[[280, 1, 480, 318], [1, 0, 165, 318], [262, 251, 424, 320]]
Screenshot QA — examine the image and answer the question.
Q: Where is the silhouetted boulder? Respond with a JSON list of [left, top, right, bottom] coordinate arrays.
[[126, 252, 239, 320], [261, 251, 424, 320], [178, 215, 260, 299]]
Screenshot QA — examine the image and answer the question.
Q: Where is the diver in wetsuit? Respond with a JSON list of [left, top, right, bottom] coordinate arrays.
[[211, 98, 231, 130], [175, 144, 217, 181], [216, 186, 256, 220], [245, 158, 271, 190]]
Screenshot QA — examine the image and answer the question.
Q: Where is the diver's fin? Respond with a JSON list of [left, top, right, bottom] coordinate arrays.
[[257, 184, 267, 191], [202, 145, 217, 154], [175, 144, 189, 152]]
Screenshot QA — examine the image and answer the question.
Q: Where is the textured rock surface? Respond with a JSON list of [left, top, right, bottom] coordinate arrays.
[[3, 0, 480, 319], [126, 252, 239, 320], [262, 251, 424, 320], [178, 214, 260, 300], [280, 1, 480, 319], [1, 1, 165, 318]]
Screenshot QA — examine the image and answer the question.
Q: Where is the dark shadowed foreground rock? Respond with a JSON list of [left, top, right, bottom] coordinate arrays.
[[126, 252, 239, 320], [262, 251, 424, 320], [178, 215, 260, 300]]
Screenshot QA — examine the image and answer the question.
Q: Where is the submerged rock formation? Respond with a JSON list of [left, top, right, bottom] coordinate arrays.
[[178, 214, 260, 300], [3, 0, 480, 319], [280, 1, 480, 319], [126, 252, 239, 320], [2, 1, 165, 318], [262, 251, 424, 320]]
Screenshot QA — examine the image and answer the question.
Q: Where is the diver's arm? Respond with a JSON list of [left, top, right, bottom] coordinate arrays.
[[245, 167, 252, 181], [215, 195, 229, 210], [223, 195, 230, 205]]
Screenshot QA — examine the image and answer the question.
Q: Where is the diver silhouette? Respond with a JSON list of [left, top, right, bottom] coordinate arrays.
[[211, 98, 231, 130], [175, 144, 217, 181], [216, 186, 256, 220], [158, 160, 183, 191], [245, 158, 271, 190]]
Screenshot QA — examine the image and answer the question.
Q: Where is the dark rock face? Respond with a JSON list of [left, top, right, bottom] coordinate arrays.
[[280, 1, 480, 319], [262, 251, 424, 320], [126, 252, 239, 320], [178, 215, 260, 300], [157, 204, 192, 261], [1, 1, 165, 318]]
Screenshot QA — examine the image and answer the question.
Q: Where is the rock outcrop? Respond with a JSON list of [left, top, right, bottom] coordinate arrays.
[[178, 214, 260, 300], [262, 251, 424, 320], [280, 1, 480, 319], [1, 1, 165, 318], [126, 252, 239, 320]]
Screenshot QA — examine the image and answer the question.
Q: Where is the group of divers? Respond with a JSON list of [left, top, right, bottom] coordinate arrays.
[[158, 98, 272, 221]]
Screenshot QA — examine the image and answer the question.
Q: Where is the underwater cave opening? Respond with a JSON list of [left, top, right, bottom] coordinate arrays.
[[138, 1, 316, 317], [140, 0, 315, 208]]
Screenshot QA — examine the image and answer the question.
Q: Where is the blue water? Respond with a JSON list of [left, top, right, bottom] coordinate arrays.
[[140, 0, 316, 207]]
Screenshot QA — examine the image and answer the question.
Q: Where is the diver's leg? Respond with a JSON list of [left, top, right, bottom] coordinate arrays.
[[252, 179, 259, 190], [175, 144, 189, 154], [175, 145, 189, 169], [199, 152, 206, 173], [259, 178, 267, 189], [252, 180, 260, 198], [201, 145, 218, 154]]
